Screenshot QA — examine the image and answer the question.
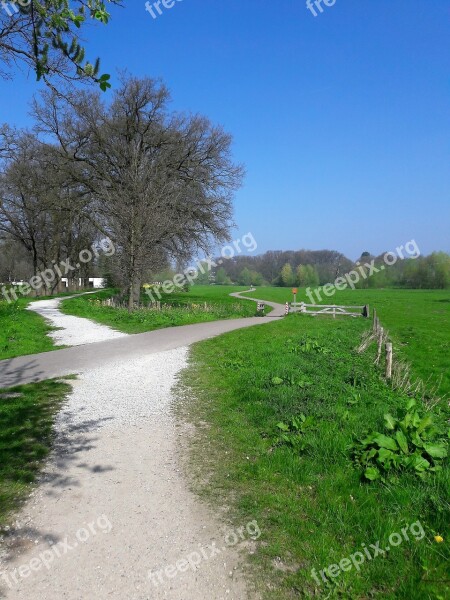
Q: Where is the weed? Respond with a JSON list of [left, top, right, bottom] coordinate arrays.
[[352, 399, 448, 481]]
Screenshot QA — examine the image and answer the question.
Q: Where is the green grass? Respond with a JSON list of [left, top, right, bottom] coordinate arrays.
[[181, 316, 449, 599], [0, 379, 71, 528], [0, 298, 57, 361], [244, 287, 450, 398], [61, 286, 258, 334]]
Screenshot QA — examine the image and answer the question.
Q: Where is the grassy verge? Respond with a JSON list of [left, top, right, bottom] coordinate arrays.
[[244, 287, 450, 398], [180, 315, 449, 599], [61, 286, 259, 334], [0, 298, 57, 361], [0, 379, 71, 528]]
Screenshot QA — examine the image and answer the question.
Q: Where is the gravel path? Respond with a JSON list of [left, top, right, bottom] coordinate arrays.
[[27, 297, 127, 346], [0, 348, 254, 600], [0, 292, 284, 599]]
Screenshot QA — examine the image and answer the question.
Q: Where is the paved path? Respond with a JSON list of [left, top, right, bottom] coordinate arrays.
[[0, 290, 284, 599], [0, 291, 284, 389], [229, 287, 285, 317]]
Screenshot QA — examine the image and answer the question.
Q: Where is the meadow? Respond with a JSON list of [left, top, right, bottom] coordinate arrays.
[[180, 313, 449, 599], [243, 287, 450, 398]]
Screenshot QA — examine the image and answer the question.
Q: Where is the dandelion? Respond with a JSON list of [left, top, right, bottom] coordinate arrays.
[[434, 535, 444, 543]]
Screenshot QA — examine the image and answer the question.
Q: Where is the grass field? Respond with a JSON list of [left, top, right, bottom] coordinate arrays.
[[244, 287, 450, 398], [0, 379, 71, 528], [0, 298, 57, 361], [61, 286, 258, 334], [181, 315, 449, 599]]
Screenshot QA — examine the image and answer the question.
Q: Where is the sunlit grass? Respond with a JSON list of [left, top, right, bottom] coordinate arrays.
[[181, 315, 449, 599]]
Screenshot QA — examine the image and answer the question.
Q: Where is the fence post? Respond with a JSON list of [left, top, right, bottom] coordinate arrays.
[[385, 343, 393, 380], [375, 327, 384, 364]]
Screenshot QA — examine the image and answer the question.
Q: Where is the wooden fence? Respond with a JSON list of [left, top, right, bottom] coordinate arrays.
[[289, 302, 370, 319]]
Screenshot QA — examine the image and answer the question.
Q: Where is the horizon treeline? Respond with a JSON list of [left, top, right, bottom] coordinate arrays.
[[193, 249, 450, 289]]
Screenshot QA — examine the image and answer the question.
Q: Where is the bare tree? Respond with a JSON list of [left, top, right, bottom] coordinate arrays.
[[33, 76, 244, 307], [0, 235, 32, 282], [0, 130, 97, 291]]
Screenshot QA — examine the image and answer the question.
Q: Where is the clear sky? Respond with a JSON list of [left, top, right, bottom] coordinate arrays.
[[2, 0, 449, 260]]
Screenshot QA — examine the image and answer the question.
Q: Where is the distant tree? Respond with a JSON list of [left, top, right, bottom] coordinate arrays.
[[238, 267, 253, 286], [304, 264, 320, 287], [296, 264, 319, 287], [215, 267, 230, 285], [281, 263, 294, 287], [211, 248, 353, 285], [250, 270, 264, 286], [428, 252, 450, 289], [296, 264, 307, 286], [195, 262, 214, 285]]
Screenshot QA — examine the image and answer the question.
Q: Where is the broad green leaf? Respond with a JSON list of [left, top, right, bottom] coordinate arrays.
[[378, 448, 395, 464], [402, 411, 412, 429], [276, 422, 289, 432], [411, 411, 421, 428], [396, 430, 409, 454], [302, 416, 314, 428], [406, 399, 417, 410], [423, 443, 448, 459], [429, 465, 442, 472], [373, 434, 398, 451], [384, 413, 396, 430], [272, 377, 284, 386], [364, 467, 380, 481], [360, 433, 377, 446], [411, 432, 424, 448], [417, 414, 433, 434], [411, 455, 430, 472]]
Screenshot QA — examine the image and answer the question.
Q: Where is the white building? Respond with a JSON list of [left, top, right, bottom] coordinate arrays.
[[61, 278, 106, 289]]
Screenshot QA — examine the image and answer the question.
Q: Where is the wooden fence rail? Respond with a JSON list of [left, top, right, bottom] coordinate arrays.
[[289, 302, 370, 319]]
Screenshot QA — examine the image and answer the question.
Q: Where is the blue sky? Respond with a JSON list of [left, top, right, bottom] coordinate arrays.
[[2, 0, 449, 259]]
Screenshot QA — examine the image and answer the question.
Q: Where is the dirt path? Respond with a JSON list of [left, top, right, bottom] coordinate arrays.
[[0, 292, 285, 599]]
